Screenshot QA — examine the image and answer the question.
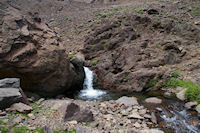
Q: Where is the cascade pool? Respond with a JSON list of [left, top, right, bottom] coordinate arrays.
[[76, 67, 200, 133]]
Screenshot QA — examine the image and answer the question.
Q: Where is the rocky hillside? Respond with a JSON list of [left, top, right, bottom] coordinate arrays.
[[0, 0, 200, 132]]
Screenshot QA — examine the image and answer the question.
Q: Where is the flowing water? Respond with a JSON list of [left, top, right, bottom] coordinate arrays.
[[78, 67, 200, 133], [78, 67, 106, 100]]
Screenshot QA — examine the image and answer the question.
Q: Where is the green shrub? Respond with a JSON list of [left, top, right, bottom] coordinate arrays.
[[163, 78, 200, 104], [0, 128, 8, 133], [172, 70, 179, 78], [147, 79, 160, 88], [91, 60, 98, 66], [136, 8, 143, 14], [181, 5, 188, 9]]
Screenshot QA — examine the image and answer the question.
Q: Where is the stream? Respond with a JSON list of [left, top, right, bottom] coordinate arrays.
[[77, 67, 200, 133]]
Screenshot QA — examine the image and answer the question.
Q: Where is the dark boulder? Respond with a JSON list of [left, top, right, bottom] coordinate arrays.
[[0, 1, 85, 96]]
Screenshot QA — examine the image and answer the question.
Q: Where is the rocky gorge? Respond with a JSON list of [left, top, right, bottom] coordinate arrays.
[[0, 0, 200, 133]]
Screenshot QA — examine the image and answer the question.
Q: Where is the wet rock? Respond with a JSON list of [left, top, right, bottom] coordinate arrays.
[[145, 97, 162, 104], [0, 78, 28, 110], [185, 101, 197, 109], [7, 102, 33, 114], [195, 105, 200, 114], [139, 129, 164, 133], [0, 2, 85, 97], [116, 96, 138, 106], [176, 88, 187, 101], [147, 9, 159, 15]]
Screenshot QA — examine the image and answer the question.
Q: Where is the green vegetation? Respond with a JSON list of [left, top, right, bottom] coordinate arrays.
[[172, 70, 179, 78], [91, 44, 96, 48], [51, 21, 57, 27], [192, 4, 200, 15], [104, 43, 108, 48], [136, 8, 143, 14], [162, 78, 200, 104], [69, 54, 75, 59], [157, 45, 162, 50], [132, 43, 137, 45], [181, 5, 188, 9], [193, 4, 200, 10], [91, 60, 98, 66], [147, 79, 160, 88]]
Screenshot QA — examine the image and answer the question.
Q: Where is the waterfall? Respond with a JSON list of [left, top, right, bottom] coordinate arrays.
[[79, 67, 106, 99]]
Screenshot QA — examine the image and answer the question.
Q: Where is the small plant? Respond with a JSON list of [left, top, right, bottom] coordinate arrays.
[[181, 5, 188, 9], [157, 45, 162, 50], [51, 21, 57, 27], [104, 43, 108, 48], [132, 43, 137, 45], [172, 70, 179, 78], [91, 60, 98, 66], [136, 8, 143, 14], [167, 14, 172, 18], [193, 4, 200, 10], [147, 79, 160, 88], [91, 44, 96, 48]]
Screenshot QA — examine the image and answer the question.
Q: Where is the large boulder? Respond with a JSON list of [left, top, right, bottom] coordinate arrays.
[[0, 78, 28, 110], [0, 2, 85, 96]]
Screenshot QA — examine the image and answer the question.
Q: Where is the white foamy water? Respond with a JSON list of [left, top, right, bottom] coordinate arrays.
[[161, 110, 199, 133], [79, 67, 106, 99]]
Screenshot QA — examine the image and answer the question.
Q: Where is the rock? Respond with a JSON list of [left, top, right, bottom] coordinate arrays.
[[68, 120, 78, 125], [145, 97, 162, 104], [0, 111, 6, 116], [0, 78, 28, 110], [151, 112, 157, 124], [144, 114, 152, 119], [147, 9, 159, 15], [116, 96, 138, 106], [0, 78, 20, 88], [0, 2, 85, 97], [176, 88, 187, 101], [139, 129, 164, 133], [28, 113, 35, 120], [185, 101, 197, 109], [13, 117, 22, 123], [64, 103, 93, 122], [53, 101, 94, 122], [133, 122, 141, 128], [7, 102, 33, 114], [42, 126, 53, 133], [195, 105, 200, 113], [128, 112, 144, 119], [51, 100, 72, 118]]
